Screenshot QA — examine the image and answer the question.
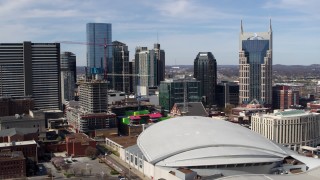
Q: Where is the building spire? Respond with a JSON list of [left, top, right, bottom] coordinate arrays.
[[269, 18, 272, 32], [241, 19, 243, 34]]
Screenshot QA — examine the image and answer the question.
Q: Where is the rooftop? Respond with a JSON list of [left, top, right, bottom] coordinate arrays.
[[66, 133, 94, 143], [106, 134, 138, 148], [274, 110, 309, 117], [0, 128, 38, 137], [0, 151, 25, 161], [0, 140, 37, 147]]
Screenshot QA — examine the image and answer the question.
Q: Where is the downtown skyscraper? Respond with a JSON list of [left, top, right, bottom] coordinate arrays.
[[61, 51, 76, 102], [239, 20, 272, 106], [194, 52, 217, 107], [86, 23, 112, 76], [0, 42, 61, 110]]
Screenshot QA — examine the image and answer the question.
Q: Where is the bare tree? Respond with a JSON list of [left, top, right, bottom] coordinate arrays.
[[72, 166, 80, 176], [80, 168, 86, 176]]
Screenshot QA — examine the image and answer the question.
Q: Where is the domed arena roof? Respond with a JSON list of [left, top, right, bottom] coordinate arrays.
[[137, 116, 290, 167]]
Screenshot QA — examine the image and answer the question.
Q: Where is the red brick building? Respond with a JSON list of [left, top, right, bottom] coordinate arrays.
[[0, 97, 34, 117], [273, 85, 299, 110], [0, 151, 26, 179], [66, 133, 96, 157], [0, 140, 38, 163]]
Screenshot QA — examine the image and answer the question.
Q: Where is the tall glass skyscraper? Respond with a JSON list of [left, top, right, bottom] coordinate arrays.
[[60, 52, 76, 102], [86, 23, 112, 76], [194, 52, 217, 107], [239, 20, 272, 106]]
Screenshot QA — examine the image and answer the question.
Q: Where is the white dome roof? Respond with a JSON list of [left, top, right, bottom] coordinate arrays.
[[137, 116, 289, 167]]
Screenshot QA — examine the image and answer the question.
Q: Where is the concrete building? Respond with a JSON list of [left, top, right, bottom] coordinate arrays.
[[251, 110, 320, 151], [273, 85, 299, 110], [239, 20, 273, 106], [159, 79, 201, 112], [86, 23, 112, 77], [134, 44, 165, 95], [170, 102, 208, 117], [0, 140, 38, 164], [79, 80, 108, 113], [61, 51, 76, 102], [0, 42, 61, 110], [194, 52, 217, 106], [65, 133, 96, 157], [110, 41, 130, 93], [0, 110, 45, 133], [0, 151, 26, 179], [0, 96, 34, 117], [121, 116, 320, 179]]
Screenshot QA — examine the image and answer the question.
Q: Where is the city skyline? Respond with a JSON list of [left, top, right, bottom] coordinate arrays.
[[0, 0, 319, 65]]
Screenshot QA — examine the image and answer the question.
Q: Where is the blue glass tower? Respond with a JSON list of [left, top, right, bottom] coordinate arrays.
[[239, 20, 273, 106], [86, 23, 112, 77]]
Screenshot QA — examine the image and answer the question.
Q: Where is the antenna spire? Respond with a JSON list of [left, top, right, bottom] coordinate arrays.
[[269, 18, 272, 32], [240, 19, 243, 34]]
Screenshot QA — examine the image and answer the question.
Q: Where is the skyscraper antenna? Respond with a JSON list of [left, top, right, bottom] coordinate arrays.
[[157, 31, 159, 43], [240, 19, 243, 34]]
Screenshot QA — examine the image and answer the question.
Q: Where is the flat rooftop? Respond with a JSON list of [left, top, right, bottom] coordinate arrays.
[[0, 140, 37, 147], [106, 134, 138, 148]]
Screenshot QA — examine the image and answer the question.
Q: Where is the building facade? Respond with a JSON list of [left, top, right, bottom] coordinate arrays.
[[159, 79, 201, 111], [86, 23, 112, 77], [239, 21, 272, 106], [61, 52, 76, 102], [216, 81, 239, 108], [272, 85, 299, 110], [65, 133, 96, 157], [0, 151, 26, 179], [0, 42, 61, 110], [154, 43, 165, 85], [110, 41, 130, 93], [194, 52, 217, 107], [79, 81, 108, 113], [251, 110, 320, 151], [0, 97, 34, 117]]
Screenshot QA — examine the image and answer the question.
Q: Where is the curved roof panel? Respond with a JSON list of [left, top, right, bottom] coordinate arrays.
[[137, 116, 288, 165]]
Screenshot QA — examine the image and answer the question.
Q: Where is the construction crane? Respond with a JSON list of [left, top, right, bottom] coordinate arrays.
[[57, 40, 114, 80]]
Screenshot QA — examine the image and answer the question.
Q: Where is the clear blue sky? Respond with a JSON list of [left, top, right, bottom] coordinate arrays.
[[0, 0, 319, 66]]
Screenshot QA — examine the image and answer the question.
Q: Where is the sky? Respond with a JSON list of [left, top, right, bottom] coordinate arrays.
[[0, 0, 319, 66]]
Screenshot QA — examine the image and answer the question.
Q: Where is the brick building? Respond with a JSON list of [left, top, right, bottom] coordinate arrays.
[[0, 97, 34, 117], [0, 128, 38, 143], [272, 85, 299, 110], [65, 133, 96, 157], [0, 151, 26, 179]]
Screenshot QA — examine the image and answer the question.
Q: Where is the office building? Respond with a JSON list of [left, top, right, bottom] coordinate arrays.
[[159, 79, 201, 111], [216, 81, 239, 108], [86, 23, 112, 77], [273, 85, 299, 110], [0, 42, 61, 110], [251, 110, 320, 151], [194, 52, 217, 107], [0, 97, 34, 117], [154, 43, 165, 85], [110, 41, 130, 93], [61, 52, 76, 102], [239, 20, 273, 106]]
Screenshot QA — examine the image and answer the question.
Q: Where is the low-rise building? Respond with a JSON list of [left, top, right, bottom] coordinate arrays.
[[0, 96, 34, 117], [0, 128, 38, 143], [170, 102, 208, 117], [251, 110, 320, 151], [65, 133, 96, 157], [0, 110, 45, 133], [0, 151, 26, 179]]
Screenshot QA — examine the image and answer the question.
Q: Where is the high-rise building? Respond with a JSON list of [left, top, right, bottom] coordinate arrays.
[[239, 20, 272, 106], [134, 44, 165, 95], [61, 52, 76, 102], [154, 43, 165, 85], [134, 47, 157, 95], [159, 79, 201, 111], [194, 52, 217, 107], [79, 80, 108, 113], [0, 42, 61, 110], [110, 41, 129, 93], [216, 81, 239, 108], [272, 85, 299, 110], [86, 23, 112, 76]]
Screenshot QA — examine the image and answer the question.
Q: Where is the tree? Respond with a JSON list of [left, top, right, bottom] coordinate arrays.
[[85, 146, 97, 158], [72, 166, 80, 176]]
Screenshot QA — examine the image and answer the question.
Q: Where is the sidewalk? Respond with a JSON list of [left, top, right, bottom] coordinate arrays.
[[109, 154, 150, 180]]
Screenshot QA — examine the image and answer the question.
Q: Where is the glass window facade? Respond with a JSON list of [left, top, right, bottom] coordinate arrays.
[[86, 23, 112, 74]]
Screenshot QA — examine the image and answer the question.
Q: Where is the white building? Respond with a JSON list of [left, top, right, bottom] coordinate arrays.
[[115, 116, 320, 179], [251, 110, 320, 151]]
